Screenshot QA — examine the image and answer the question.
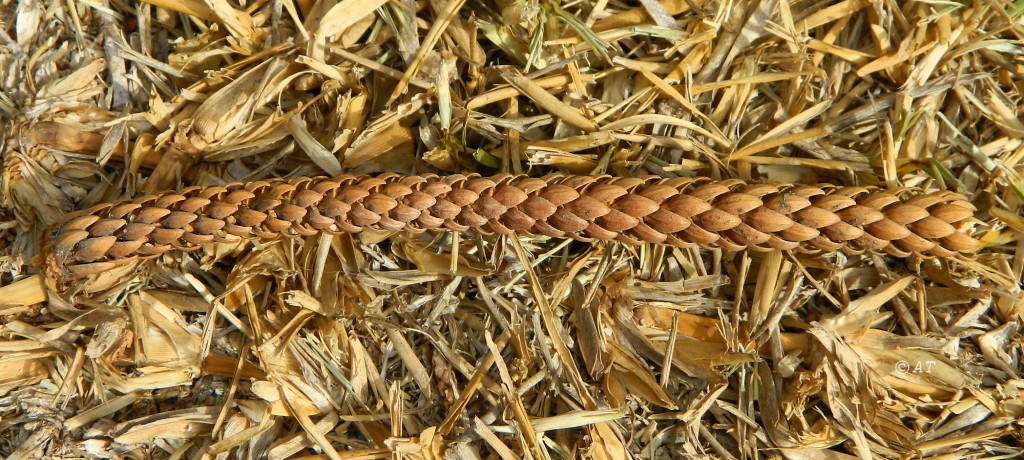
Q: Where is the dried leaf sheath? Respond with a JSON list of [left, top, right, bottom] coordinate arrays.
[[41, 174, 980, 290]]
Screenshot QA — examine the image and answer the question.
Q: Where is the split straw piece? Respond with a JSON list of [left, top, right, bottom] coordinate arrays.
[[42, 174, 980, 290]]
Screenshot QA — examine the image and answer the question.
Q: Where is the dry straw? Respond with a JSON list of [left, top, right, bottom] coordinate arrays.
[[1, 0, 1023, 458]]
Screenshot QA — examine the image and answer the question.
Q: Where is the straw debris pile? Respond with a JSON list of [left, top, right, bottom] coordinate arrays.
[[1, 0, 1022, 458]]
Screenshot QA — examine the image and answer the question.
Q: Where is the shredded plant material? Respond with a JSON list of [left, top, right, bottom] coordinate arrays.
[[1, 0, 1022, 459]]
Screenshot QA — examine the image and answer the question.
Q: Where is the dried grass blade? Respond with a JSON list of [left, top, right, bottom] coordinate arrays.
[[202, 0, 256, 49], [502, 70, 598, 132], [602, 113, 729, 148], [387, 0, 468, 102], [139, 0, 219, 22], [467, 73, 595, 110], [795, 0, 871, 33], [287, 114, 343, 176], [509, 238, 597, 409], [315, 0, 389, 39], [0, 274, 47, 309]]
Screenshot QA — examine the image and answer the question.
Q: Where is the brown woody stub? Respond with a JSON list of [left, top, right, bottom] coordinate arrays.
[[41, 174, 980, 290]]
